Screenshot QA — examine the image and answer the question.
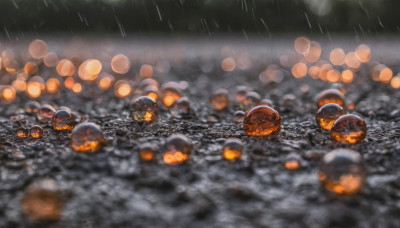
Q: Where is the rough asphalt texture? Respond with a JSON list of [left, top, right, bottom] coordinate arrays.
[[0, 37, 400, 228]]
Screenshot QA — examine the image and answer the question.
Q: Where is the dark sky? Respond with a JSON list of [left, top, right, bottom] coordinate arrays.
[[0, 0, 398, 36]]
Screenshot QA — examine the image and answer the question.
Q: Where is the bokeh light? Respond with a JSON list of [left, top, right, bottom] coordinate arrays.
[[72, 83, 82, 93], [143, 85, 159, 101], [139, 64, 154, 78], [326, 69, 341, 83], [79, 59, 102, 81], [4, 59, 19, 74], [308, 66, 320, 79], [46, 78, 60, 94], [291, 62, 307, 78], [304, 41, 322, 63], [221, 57, 236, 72], [390, 75, 400, 89], [12, 79, 27, 92], [56, 59, 75, 77], [319, 63, 333, 81], [294, 36, 311, 55], [64, 77, 75, 89], [24, 62, 39, 75], [379, 67, 393, 84], [329, 48, 345, 66], [26, 76, 45, 98], [355, 44, 371, 63], [371, 64, 385, 81], [111, 54, 130, 74], [341, 70, 354, 84], [43, 52, 59, 67], [97, 73, 115, 90], [114, 80, 132, 98], [1, 86, 16, 103], [29, 39, 48, 59], [345, 52, 361, 69]]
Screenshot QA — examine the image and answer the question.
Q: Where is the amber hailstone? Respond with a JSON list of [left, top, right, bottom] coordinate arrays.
[[30, 125, 44, 138], [25, 101, 41, 114], [234, 86, 249, 104], [240, 91, 261, 111], [244, 105, 281, 136], [222, 138, 243, 161], [130, 96, 158, 123], [315, 103, 346, 130], [142, 85, 159, 101], [233, 110, 246, 123], [318, 148, 365, 195], [21, 179, 63, 222], [331, 114, 367, 144], [210, 88, 229, 111], [170, 97, 195, 118], [140, 78, 159, 89], [161, 82, 182, 108], [316, 89, 346, 109], [51, 110, 76, 131], [11, 114, 26, 124], [260, 99, 273, 107], [139, 143, 157, 162], [284, 153, 301, 170], [71, 122, 105, 153], [37, 104, 56, 123], [163, 134, 192, 165], [17, 126, 30, 138]]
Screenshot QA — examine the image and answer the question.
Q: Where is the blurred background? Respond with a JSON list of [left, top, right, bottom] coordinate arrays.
[[0, 0, 399, 37]]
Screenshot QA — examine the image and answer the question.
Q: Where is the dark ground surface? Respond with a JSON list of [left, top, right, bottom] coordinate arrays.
[[0, 36, 400, 228]]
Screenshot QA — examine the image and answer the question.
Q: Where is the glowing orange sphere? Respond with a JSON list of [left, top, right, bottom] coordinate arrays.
[[331, 114, 367, 144], [130, 96, 158, 123], [139, 143, 157, 162], [21, 179, 62, 222], [30, 125, 44, 138], [51, 110, 76, 131], [161, 82, 182, 108], [163, 134, 192, 165], [222, 138, 243, 161], [319, 149, 365, 194], [316, 89, 346, 109], [284, 153, 301, 170], [210, 89, 229, 111], [244, 106, 281, 136], [37, 104, 56, 123], [17, 126, 30, 138], [315, 103, 346, 130], [71, 122, 105, 153]]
